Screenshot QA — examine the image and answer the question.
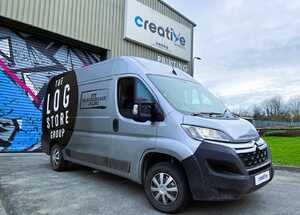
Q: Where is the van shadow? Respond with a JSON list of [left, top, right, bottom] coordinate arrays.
[[41, 162, 261, 214]]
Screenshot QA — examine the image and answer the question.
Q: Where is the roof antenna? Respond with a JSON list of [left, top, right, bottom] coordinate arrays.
[[171, 65, 177, 75]]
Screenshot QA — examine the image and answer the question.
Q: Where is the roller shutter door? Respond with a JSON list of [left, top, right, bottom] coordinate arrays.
[[0, 26, 104, 152]]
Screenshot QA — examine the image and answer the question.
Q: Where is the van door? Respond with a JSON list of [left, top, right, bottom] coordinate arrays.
[[110, 76, 158, 176]]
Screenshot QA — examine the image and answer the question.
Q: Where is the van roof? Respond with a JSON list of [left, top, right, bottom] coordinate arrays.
[[75, 56, 193, 82]]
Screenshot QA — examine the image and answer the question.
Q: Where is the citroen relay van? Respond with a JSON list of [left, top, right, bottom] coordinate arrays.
[[42, 56, 273, 213]]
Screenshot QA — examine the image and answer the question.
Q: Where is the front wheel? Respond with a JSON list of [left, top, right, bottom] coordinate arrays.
[[144, 162, 190, 213], [50, 144, 67, 171]]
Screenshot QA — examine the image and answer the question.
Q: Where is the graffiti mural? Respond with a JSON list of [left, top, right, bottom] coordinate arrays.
[[0, 26, 103, 152]]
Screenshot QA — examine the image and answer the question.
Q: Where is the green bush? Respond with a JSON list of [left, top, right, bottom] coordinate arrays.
[[259, 129, 300, 137]]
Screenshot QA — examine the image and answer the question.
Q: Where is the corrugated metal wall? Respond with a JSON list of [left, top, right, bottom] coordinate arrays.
[[0, 26, 103, 152], [0, 0, 195, 152], [0, 0, 194, 73]]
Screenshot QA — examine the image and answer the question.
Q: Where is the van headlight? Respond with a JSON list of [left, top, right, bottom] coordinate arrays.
[[257, 138, 267, 146], [182, 125, 231, 142]]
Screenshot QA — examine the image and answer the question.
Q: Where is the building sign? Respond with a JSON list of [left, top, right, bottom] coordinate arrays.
[[157, 55, 188, 72], [124, 0, 192, 61]]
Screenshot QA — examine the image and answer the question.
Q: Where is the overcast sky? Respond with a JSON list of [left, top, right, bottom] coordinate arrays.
[[164, 0, 300, 111]]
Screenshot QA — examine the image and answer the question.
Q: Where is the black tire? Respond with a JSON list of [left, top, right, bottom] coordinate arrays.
[[144, 162, 190, 213], [50, 144, 67, 171]]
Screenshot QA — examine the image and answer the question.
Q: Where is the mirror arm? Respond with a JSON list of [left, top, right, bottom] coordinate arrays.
[[152, 104, 164, 122]]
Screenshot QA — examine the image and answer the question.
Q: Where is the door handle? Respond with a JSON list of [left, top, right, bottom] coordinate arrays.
[[113, 118, 119, 132]]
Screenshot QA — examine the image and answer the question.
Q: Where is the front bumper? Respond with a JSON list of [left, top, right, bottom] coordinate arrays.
[[182, 141, 274, 201]]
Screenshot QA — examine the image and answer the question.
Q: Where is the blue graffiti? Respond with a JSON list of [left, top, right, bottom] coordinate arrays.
[[0, 69, 41, 151], [0, 27, 102, 152]]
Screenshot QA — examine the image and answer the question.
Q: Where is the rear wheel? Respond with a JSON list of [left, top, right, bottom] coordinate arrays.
[[144, 162, 190, 213], [50, 144, 67, 171]]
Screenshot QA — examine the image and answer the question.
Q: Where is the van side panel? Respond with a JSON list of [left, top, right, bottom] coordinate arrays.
[[65, 77, 114, 167]]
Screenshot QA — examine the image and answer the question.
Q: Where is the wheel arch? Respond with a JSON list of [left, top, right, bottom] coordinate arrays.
[[139, 149, 188, 185], [43, 140, 62, 155]]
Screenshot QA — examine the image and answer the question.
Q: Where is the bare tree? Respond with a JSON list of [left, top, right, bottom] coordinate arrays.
[[231, 95, 300, 122], [271, 96, 283, 117], [287, 96, 300, 120], [253, 105, 263, 120], [262, 99, 273, 118], [261, 96, 284, 120]]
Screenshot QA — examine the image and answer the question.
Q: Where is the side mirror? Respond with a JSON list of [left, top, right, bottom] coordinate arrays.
[[132, 98, 164, 122]]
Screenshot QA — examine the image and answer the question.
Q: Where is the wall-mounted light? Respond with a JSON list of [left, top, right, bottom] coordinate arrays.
[[192, 56, 202, 76]]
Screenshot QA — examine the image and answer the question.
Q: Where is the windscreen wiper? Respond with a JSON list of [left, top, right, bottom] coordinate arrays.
[[191, 112, 224, 116], [223, 109, 240, 117], [223, 109, 240, 118]]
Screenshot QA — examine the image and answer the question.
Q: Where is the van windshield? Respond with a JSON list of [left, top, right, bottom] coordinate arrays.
[[148, 75, 227, 115]]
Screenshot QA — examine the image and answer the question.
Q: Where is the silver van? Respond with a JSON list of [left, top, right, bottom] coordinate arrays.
[[42, 56, 273, 213]]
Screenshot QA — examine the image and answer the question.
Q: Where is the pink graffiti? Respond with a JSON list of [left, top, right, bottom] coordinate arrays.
[[0, 59, 41, 106]]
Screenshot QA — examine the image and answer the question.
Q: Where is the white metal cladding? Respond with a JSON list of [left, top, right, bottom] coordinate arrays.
[[0, 0, 194, 73], [0, 26, 103, 152]]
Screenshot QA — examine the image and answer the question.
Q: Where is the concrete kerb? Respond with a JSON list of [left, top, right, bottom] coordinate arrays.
[[274, 165, 300, 173]]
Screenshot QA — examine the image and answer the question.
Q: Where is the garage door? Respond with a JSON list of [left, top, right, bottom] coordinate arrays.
[[0, 26, 104, 152]]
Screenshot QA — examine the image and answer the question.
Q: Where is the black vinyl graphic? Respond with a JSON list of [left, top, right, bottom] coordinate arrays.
[[42, 71, 78, 148]]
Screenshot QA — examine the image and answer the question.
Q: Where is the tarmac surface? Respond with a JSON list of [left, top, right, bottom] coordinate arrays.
[[0, 153, 300, 215], [0, 200, 6, 215]]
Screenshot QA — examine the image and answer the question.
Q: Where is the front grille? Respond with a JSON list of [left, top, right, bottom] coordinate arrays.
[[239, 148, 268, 169]]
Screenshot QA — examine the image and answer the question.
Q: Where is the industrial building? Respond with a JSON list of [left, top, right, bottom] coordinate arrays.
[[0, 0, 195, 152]]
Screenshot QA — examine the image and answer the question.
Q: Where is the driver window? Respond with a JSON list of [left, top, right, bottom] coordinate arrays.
[[118, 77, 154, 119]]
